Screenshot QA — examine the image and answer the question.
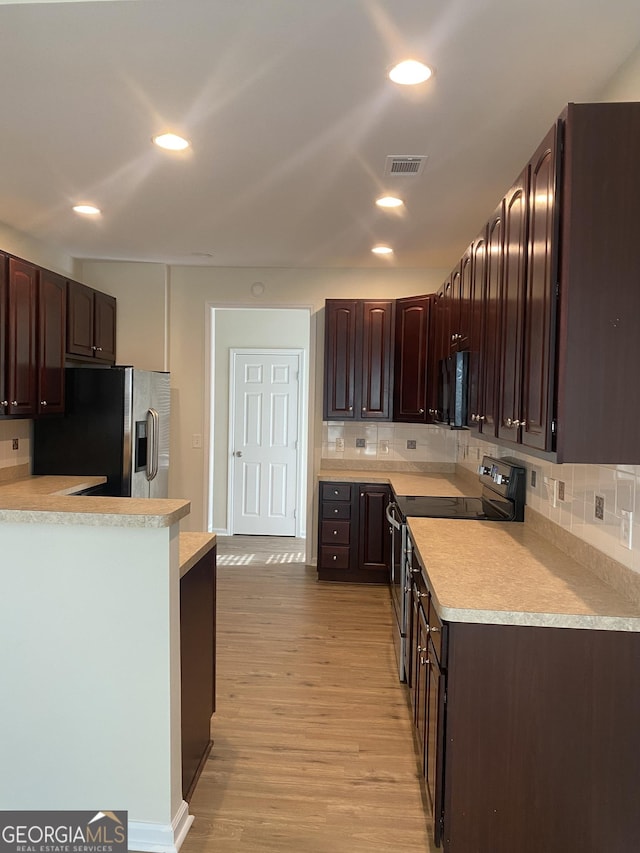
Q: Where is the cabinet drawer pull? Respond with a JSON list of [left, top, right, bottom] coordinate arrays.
[[333, 530, 338, 535], [332, 555, 337, 561]]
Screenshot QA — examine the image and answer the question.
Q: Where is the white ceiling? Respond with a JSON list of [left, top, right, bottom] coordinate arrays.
[[1, 0, 639, 270]]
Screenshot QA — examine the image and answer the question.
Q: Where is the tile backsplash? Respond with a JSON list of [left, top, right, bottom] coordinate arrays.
[[0, 420, 31, 470], [322, 422, 458, 465], [455, 430, 640, 576], [322, 421, 640, 577]]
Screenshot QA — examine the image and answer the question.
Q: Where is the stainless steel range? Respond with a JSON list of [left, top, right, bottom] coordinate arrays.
[[386, 456, 527, 680]]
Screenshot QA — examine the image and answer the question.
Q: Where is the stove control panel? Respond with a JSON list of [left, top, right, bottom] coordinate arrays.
[[478, 456, 526, 504]]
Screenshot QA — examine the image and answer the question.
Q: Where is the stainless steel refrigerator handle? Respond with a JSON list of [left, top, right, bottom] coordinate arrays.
[[146, 408, 160, 481]]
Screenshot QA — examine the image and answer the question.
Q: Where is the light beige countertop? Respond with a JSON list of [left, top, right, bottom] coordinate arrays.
[[0, 474, 107, 497], [0, 494, 191, 528], [0, 474, 190, 527], [408, 517, 640, 631], [179, 531, 217, 578], [318, 468, 480, 497]]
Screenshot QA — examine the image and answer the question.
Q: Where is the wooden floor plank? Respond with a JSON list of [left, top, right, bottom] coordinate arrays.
[[182, 536, 437, 853]]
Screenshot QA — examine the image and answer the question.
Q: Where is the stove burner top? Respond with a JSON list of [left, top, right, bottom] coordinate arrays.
[[395, 494, 513, 521], [393, 456, 527, 523]]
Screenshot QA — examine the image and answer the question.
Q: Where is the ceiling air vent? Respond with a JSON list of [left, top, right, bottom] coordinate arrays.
[[384, 155, 427, 177]]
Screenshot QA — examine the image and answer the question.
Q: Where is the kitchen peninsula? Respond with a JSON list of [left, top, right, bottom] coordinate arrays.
[[0, 479, 212, 853]]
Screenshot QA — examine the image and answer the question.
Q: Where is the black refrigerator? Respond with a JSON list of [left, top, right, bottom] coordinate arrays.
[[33, 366, 170, 497]]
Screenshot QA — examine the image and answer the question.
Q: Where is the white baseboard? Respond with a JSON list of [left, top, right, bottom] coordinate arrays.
[[128, 801, 194, 853]]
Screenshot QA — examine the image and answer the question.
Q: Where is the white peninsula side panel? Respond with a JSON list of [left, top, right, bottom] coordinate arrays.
[[0, 498, 191, 853]]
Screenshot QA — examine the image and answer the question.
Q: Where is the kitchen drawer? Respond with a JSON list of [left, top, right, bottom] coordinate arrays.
[[319, 545, 350, 569], [321, 520, 350, 545], [321, 482, 352, 502], [322, 502, 351, 520]]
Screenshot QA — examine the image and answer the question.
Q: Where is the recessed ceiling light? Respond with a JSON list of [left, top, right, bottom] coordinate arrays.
[[372, 245, 394, 255], [153, 132, 190, 151], [376, 196, 404, 209], [388, 60, 433, 85], [72, 204, 101, 215]]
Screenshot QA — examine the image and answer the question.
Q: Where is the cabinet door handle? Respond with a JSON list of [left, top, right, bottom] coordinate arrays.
[[11, 401, 17, 406], [420, 656, 430, 666], [429, 626, 440, 634], [0, 401, 7, 407], [332, 555, 337, 561], [362, 407, 367, 412], [419, 408, 424, 414], [40, 400, 48, 407], [333, 530, 338, 535]]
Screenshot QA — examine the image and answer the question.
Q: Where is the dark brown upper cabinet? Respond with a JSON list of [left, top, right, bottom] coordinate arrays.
[[2, 257, 38, 418], [67, 280, 116, 364], [478, 201, 504, 440], [324, 299, 394, 421], [521, 123, 559, 453], [393, 295, 431, 423], [467, 228, 487, 432], [497, 169, 529, 443], [37, 270, 67, 416]]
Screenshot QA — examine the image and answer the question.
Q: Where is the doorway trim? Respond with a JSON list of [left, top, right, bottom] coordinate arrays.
[[205, 304, 313, 540]]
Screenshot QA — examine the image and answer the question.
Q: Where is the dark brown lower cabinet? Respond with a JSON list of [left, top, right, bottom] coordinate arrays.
[[180, 544, 216, 800], [407, 557, 640, 852], [317, 481, 390, 583]]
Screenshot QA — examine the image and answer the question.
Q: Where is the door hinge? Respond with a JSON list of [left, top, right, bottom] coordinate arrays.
[[555, 281, 560, 298], [551, 418, 557, 435]]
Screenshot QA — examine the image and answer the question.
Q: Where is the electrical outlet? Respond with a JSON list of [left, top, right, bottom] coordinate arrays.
[[530, 470, 537, 488], [406, 439, 417, 450], [191, 434, 202, 449], [595, 494, 605, 521], [621, 510, 633, 549], [12, 438, 19, 450], [558, 480, 565, 501], [379, 439, 389, 455], [355, 438, 366, 448], [335, 437, 344, 452]]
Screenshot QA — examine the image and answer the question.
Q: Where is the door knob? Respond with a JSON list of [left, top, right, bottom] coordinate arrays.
[[234, 450, 243, 457]]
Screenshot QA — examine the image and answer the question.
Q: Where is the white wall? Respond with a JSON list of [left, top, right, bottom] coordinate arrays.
[[81, 261, 446, 531], [79, 260, 167, 371], [597, 40, 640, 100], [0, 520, 185, 847], [0, 219, 77, 277]]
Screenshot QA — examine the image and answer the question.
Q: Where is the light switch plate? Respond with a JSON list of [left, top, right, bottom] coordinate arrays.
[[335, 437, 344, 452]]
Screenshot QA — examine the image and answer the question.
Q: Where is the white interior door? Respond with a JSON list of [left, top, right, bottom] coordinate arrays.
[[230, 350, 300, 535]]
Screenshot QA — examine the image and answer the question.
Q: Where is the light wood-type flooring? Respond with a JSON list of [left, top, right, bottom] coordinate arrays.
[[181, 535, 437, 853]]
